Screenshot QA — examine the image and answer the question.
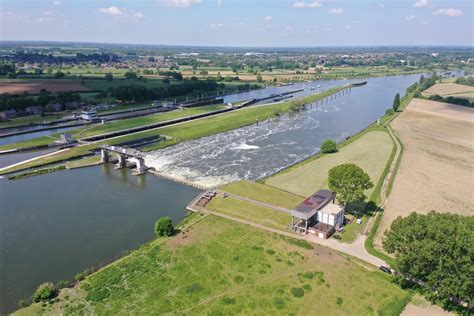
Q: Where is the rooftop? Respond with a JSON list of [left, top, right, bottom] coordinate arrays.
[[291, 189, 334, 220]]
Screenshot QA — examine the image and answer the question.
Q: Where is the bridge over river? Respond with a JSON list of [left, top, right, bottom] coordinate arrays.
[[100, 145, 147, 174]]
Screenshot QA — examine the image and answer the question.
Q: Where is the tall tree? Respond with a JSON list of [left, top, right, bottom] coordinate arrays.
[[328, 163, 373, 205], [392, 93, 400, 111], [383, 212, 473, 309]]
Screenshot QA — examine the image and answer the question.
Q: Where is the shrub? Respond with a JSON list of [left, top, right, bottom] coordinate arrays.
[[385, 108, 395, 116], [32, 282, 56, 302], [336, 296, 343, 306], [154, 216, 174, 237], [290, 287, 305, 298], [57, 280, 71, 289], [321, 139, 337, 153]]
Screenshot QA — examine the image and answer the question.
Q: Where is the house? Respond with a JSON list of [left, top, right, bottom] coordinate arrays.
[[80, 110, 100, 122], [46, 103, 63, 112], [0, 109, 18, 120], [26, 106, 44, 115], [290, 189, 344, 239]]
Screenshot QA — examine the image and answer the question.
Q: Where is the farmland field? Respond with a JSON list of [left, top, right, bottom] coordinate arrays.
[[265, 131, 394, 198], [422, 82, 474, 100], [15, 214, 410, 315], [375, 98, 474, 247], [0, 81, 90, 94]]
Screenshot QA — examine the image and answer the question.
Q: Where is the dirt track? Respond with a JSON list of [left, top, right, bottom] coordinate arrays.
[[376, 99, 474, 247]]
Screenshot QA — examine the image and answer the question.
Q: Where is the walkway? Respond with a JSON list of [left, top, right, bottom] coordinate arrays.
[[219, 191, 291, 214]]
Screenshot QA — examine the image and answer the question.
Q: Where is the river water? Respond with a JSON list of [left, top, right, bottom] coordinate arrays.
[[145, 74, 422, 188], [0, 73, 422, 313], [0, 166, 200, 314]]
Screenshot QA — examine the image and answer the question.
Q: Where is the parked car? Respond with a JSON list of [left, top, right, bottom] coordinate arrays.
[[379, 266, 392, 274], [333, 235, 341, 240]]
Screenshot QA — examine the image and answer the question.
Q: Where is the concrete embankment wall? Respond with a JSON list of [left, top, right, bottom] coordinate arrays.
[[147, 169, 207, 190]]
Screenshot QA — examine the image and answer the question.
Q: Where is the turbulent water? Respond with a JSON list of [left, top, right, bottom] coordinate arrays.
[[145, 74, 423, 188]]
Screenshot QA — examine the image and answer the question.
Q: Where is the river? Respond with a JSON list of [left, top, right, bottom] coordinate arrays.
[[0, 73, 422, 314], [145, 74, 422, 187], [0, 166, 200, 314]]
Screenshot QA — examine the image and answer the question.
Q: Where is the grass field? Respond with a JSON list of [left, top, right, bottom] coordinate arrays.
[[375, 98, 474, 248], [207, 196, 292, 231], [15, 214, 410, 315], [220, 180, 304, 209], [265, 131, 394, 198], [0, 114, 65, 129]]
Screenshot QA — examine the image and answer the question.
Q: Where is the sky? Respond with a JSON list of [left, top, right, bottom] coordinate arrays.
[[0, 0, 473, 47]]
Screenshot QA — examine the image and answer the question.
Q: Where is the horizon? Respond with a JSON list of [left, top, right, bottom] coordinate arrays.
[[1, 0, 473, 46]]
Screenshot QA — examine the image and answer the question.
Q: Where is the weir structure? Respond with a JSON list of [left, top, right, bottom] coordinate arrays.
[[100, 144, 147, 174]]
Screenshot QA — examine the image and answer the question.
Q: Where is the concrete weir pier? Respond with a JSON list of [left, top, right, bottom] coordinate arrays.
[[100, 144, 147, 175]]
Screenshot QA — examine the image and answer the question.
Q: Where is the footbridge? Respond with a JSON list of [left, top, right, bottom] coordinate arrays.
[[100, 144, 147, 174]]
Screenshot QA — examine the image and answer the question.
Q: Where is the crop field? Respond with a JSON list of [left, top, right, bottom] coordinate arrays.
[[376, 98, 474, 247], [265, 131, 394, 198], [0, 80, 90, 94], [15, 214, 409, 315], [422, 82, 474, 100]]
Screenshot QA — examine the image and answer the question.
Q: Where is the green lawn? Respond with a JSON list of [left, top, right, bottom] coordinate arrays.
[[0, 114, 66, 129], [220, 180, 304, 209], [207, 196, 292, 231], [265, 131, 394, 198], [15, 214, 410, 315]]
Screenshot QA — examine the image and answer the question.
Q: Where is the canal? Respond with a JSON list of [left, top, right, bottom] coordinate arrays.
[[0, 165, 200, 314]]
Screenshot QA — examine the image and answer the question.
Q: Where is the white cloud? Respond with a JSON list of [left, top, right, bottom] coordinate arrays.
[[376, 3, 385, 8], [344, 25, 351, 29], [328, 8, 343, 15], [263, 15, 272, 21], [217, 0, 223, 6], [133, 12, 144, 19], [43, 10, 54, 15], [414, 0, 428, 8], [434, 8, 462, 16], [286, 26, 294, 31], [159, 0, 201, 8], [99, 6, 124, 16], [405, 15, 416, 20], [35, 17, 56, 22], [209, 23, 224, 28], [293, 1, 321, 9], [52, 0, 62, 6]]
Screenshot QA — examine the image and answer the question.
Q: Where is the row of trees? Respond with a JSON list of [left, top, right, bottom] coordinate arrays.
[[112, 80, 222, 102], [455, 76, 474, 86], [0, 91, 81, 112], [428, 94, 473, 107]]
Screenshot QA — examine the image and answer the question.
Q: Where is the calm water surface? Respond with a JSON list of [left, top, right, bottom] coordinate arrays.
[[0, 165, 200, 313]]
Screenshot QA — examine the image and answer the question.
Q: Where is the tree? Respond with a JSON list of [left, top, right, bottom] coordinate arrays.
[[392, 93, 400, 111], [383, 212, 473, 309], [256, 74, 263, 82], [32, 282, 56, 302], [321, 139, 337, 153], [54, 70, 65, 79], [124, 71, 138, 80], [154, 217, 173, 237], [105, 72, 113, 81], [328, 164, 373, 205]]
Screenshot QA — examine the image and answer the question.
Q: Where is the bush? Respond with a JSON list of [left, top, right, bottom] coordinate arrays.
[[154, 216, 174, 237], [385, 108, 395, 116], [32, 282, 56, 302], [57, 280, 71, 289], [321, 139, 337, 153]]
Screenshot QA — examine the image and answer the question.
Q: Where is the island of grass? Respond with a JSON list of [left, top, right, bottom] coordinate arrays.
[[14, 214, 410, 315]]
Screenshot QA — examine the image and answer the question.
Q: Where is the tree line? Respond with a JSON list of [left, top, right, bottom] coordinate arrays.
[[0, 91, 81, 112]]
